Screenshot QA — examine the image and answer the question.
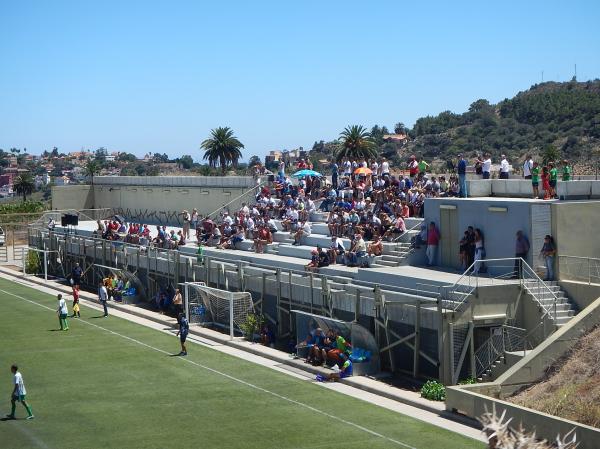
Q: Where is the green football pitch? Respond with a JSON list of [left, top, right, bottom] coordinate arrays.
[[0, 277, 484, 449]]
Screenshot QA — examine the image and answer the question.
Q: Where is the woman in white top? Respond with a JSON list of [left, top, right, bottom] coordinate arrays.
[[380, 159, 390, 177], [482, 154, 492, 179], [472, 229, 486, 275]]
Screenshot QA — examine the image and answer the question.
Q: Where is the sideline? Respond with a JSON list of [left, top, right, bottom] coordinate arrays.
[[0, 269, 485, 443], [1, 286, 419, 449]]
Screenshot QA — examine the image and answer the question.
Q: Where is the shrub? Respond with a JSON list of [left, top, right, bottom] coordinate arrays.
[[420, 380, 446, 401], [458, 377, 477, 385], [0, 201, 45, 214], [25, 250, 41, 275], [239, 313, 265, 341]]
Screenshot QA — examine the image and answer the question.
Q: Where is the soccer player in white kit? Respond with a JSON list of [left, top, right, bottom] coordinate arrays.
[[57, 293, 69, 331], [6, 364, 34, 419]]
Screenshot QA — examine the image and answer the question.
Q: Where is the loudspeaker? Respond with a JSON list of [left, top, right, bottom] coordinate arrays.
[[268, 174, 275, 182], [61, 214, 79, 226]]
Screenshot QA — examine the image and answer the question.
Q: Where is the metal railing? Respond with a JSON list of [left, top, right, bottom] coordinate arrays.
[[438, 258, 560, 319], [391, 220, 423, 243], [519, 260, 560, 323], [28, 227, 440, 306], [440, 258, 520, 312], [558, 255, 600, 285], [29, 208, 113, 229], [205, 179, 267, 219], [475, 325, 532, 378]]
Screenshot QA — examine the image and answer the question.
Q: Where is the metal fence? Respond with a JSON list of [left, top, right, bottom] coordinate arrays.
[[474, 325, 531, 378], [559, 255, 600, 285], [28, 226, 442, 378]]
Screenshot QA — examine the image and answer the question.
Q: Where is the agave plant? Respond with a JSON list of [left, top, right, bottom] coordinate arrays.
[[479, 405, 579, 449]]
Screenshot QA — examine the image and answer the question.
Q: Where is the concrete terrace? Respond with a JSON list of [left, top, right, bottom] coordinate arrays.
[[53, 214, 521, 298]]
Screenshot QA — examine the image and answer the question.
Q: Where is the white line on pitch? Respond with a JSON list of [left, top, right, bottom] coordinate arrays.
[[0, 287, 417, 449]]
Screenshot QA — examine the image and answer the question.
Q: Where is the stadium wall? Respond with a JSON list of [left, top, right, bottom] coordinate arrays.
[[424, 198, 534, 271], [53, 176, 260, 225], [551, 201, 600, 278], [467, 179, 600, 199], [52, 185, 95, 210]]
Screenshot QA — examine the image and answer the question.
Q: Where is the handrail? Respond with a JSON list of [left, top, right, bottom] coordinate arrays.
[[33, 228, 438, 305], [440, 257, 559, 315], [558, 255, 600, 285], [205, 178, 268, 219], [475, 324, 532, 378], [392, 220, 423, 243], [520, 260, 559, 322], [29, 208, 113, 226]]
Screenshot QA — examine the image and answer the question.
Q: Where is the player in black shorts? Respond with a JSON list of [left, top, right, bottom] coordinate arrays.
[[176, 313, 189, 356]]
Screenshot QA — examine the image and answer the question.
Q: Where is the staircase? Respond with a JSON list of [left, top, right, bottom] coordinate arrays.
[[261, 217, 422, 268], [478, 350, 526, 382], [475, 280, 579, 382], [523, 280, 578, 327]]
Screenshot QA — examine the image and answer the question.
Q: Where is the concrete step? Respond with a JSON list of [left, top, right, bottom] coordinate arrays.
[[377, 260, 399, 267], [537, 303, 574, 313], [388, 250, 410, 257], [524, 280, 559, 287], [276, 244, 381, 265], [526, 286, 564, 295]]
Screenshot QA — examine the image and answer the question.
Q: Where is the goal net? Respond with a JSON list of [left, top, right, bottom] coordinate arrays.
[[21, 247, 59, 280], [184, 282, 254, 339]]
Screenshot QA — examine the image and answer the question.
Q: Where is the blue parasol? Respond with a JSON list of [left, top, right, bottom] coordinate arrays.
[[292, 169, 322, 178]]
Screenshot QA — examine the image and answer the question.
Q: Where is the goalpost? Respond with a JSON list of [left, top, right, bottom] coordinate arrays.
[[21, 247, 59, 281], [183, 282, 254, 340]]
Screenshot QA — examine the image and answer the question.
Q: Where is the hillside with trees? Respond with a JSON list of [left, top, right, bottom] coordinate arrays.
[[309, 80, 600, 173]]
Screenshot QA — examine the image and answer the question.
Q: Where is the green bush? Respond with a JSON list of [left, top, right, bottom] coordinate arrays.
[[420, 380, 446, 401], [458, 377, 477, 385], [25, 250, 41, 275], [0, 201, 46, 214], [239, 313, 265, 341]]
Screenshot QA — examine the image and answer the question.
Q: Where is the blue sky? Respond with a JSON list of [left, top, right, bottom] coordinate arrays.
[[1, 1, 599, 161]]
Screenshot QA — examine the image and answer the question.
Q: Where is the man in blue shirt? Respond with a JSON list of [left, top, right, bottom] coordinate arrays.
[[457, 154, 468, 198], [176, 313, 189, 356]]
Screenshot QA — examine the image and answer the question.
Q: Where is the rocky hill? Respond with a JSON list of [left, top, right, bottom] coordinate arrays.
[[403, 80, 600, 170]]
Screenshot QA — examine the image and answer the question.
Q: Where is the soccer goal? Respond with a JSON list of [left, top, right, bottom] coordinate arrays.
[[183, 282, 254, 340], [21, 247, 59, 281]]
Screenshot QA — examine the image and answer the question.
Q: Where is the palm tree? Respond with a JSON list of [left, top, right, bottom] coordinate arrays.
[[85, 160, 100, 185], [335, 125, 378, 162], [13, 173, 35, 202], [200, 127, 244, 175]]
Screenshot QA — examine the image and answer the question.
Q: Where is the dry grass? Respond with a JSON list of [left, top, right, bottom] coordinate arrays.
[[509, 326, 600, 428]]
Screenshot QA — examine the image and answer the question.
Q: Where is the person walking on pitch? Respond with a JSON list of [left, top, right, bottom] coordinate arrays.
[[176, 313, 189, 356], [98, 281, 108, 317], [6, 365, 34, 419], [57, 294, 69, 331]]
